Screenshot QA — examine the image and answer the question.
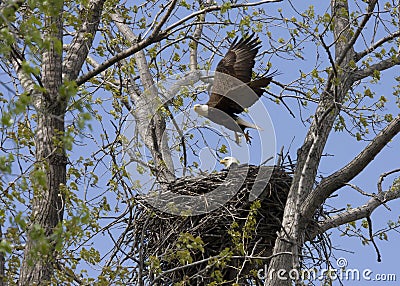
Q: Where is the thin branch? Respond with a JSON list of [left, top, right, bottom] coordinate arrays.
[[152, 251, 292, 283], [151, 0, 179, 39], [352, 55, 400, 82], [264, 90, 296, 118], [76, 0, 281, 86], [345, 183, 373, 197], [302, 114, 400, 219], [76, 38, 156, 86], [310, 186, 400, 238], [0, 225, 4, 286], [319, 34, 337, 77], [165, 105, 188, 176], [367, 216, 381, 262], [151, 254, 229, 283], [345, 182, 391, 210], [165, 0, 282, 34], [378, 168, 400, 194], [355, 30, 400, 62], [76, 0, 176, 87]]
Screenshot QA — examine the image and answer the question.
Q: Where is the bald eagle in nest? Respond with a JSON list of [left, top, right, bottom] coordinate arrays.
[[194, 34, 277, 144], [220, 156, 240, 169]]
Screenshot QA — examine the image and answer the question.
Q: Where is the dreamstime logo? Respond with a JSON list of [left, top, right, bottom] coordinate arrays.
[[336, 257, 347, 268], [122, 70, 276, 215], [257, 257, 397, 282]]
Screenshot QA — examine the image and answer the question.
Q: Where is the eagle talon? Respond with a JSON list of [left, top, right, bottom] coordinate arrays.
[[244, 131, 252, 144]]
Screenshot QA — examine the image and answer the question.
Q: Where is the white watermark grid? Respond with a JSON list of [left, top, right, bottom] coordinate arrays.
[[257, 257, 397, 282]]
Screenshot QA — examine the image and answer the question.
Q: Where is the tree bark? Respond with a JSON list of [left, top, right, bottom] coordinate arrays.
[[18, 6, 66, 285], [310, 185, 400, 238], [302, 114, 400, 219], [63, 0, 106, 81], [265, 1, 358, 284], [111, 12, 176, 183]]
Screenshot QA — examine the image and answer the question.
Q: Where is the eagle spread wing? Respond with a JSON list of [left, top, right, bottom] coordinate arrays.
[[207, 34, 273, 115]]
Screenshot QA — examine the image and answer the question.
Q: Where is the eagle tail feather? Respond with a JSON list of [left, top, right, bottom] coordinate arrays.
[[249, 70, 280, 91], [236, 117, 263, 131]]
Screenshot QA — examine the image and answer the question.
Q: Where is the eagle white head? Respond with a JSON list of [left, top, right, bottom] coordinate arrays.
[[194, 104, 209, 117], [220, 156, 240, 168]]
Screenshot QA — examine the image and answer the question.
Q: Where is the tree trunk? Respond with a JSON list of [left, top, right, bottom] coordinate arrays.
[[265, 1, 357, 285], [18, 6, 66, 285], [111, 12, 176, 183]]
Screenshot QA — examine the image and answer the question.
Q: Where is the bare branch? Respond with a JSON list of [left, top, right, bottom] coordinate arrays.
[[345, 183, 374, 197], [302, 114, 400, 219], [355, 30, 400, 62], [165, 0, 282, 34], [150, 0, 179, 40], [111, 12, 175, 182], [367, 216, 381, 262], [77, 0, 281, 86], [352, 56, 400, 82], [319, 35, 337, 77], [311, 186, 400, 237], [76, 37, 158, 86], [76, 0, 177, 86], [378, 168, 400, 194], [189, 0, 212, 71]]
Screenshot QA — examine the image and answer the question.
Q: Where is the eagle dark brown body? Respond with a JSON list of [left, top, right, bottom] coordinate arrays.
[[194, 34, 276, 144]]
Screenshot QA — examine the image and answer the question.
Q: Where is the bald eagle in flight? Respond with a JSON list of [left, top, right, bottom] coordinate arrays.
[[194, 34, 276, 144]]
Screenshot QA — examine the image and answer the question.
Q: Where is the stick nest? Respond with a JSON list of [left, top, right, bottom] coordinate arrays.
[[131, 165, 292, 284]]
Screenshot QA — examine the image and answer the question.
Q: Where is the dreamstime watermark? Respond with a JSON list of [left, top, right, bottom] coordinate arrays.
[[257, 257, 397, 282], [121, 70, 277, 215]]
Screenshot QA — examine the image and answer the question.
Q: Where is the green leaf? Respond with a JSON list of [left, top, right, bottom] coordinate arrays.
[[221, 2, 231, 14], [372, 70, 381, 81], [361, 219, 369, 228], [0, 239, 12, 254], [218, 144, 228, 154]]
